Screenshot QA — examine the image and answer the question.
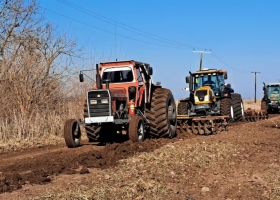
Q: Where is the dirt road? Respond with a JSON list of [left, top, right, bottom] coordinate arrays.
[[0, 116, 280, 199]]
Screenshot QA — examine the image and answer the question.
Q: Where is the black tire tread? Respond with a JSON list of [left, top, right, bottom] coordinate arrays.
[[231, 93, 243, 121], [220, 98, 232, 120], [177, 102, 188, 115], [64, 119, 80, 148], [83, 100, 100, 141], [128, 115, 143, 142], [261, 100, 267, 111], [145, 88, 176, 138]]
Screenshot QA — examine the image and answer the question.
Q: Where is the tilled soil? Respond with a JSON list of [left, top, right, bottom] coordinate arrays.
[[0, 130, 194, 194], [0, 115, 279, 199]]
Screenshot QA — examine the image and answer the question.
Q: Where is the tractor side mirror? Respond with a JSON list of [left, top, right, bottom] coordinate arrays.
[[147, 67, 153, 76], [189, 76, 193, 91], [186, 76, 190, 83], [224, 72, 228, 80], [79, 73, 84, 82]]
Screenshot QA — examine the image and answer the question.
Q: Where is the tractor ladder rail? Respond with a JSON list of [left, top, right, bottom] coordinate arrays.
[[177, 115, 228, 135], [243, 109, 268, 122]]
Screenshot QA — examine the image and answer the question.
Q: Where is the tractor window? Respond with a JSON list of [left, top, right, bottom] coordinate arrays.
[[268, 86, 280, 94], [218, 74, 225, 89], [194, 74, 219, 90], [102, 67, 134, 83], [136, 68, 143, 84]]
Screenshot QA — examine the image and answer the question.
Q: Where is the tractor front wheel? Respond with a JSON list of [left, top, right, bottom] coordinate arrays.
[[64, 119, 81, 148], [178, 101, 189, 115], [128, 115, 145, 142], [231, 93, 244, 122], [220, 98, 234, 122]]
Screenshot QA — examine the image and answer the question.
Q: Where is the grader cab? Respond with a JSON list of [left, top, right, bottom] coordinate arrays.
[[63, 60, 177, 148]]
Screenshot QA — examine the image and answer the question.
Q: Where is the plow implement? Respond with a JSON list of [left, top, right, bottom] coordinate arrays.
[[243, 109, 268, 122], [177, 110, 268, 135], [176, 115, 228, 135]]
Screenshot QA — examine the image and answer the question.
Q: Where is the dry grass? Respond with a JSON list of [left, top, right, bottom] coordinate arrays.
[[243, 98, 262, 110], [36, 140, 240, 200], [0, 101, 83, 153], [176, 98, 262, 111]]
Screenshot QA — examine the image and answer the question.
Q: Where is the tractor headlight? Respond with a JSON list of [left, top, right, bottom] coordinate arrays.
[[204, 95, 209, 101], [194, 96, 199, 102], [90, 100, 97, 104], [101, 98, 108, 104]]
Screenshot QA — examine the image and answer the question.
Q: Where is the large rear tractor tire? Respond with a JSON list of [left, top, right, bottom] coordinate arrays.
[[128, 115, 145, 142], [220, 98, 234, 122], [145, 88, 177, 138], [83, 100, 101, 141], [64, 119, 81, 148], [261, 100, 267, 111], [231, 93, 245, 121], [177, 101, 189, 115]]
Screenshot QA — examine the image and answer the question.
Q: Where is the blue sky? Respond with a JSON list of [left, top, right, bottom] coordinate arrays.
[[38, 0, 280, 100]]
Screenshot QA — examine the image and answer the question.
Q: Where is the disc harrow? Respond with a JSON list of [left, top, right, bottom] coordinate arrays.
[[177, 115, 228, 135], [244, 109, 268, 122]]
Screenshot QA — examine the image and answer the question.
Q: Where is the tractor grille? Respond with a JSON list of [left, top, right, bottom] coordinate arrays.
[[87, 90, 110, 117], [196, 90, 207, 101]]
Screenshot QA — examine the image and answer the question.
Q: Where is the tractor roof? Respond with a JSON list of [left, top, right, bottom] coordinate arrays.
[[193, 68, 227, 75], [100, 60, 150, 68], [267, 83, 280, 86]]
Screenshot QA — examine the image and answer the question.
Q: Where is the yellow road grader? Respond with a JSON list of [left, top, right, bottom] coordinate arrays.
[[177, 68, 267, 135]]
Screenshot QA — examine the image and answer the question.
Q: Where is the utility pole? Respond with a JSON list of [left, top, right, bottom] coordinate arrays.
[[251, 72, 260, 103], [193, 49, 211, 70]]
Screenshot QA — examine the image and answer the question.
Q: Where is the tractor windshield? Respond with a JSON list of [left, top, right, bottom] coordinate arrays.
[[268, 86, 280, 95], [194, 74, 219, 90], [102, 67, 134, 83]]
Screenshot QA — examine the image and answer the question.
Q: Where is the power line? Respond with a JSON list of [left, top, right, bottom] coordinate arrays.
[[56, 0, 200, 49], [45, 0, 245, 72], [211, 51, 249, 73], [193, 49, 211, 70], [44, 8, 194, 49]]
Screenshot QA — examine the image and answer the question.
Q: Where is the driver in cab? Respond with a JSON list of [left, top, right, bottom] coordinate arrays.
[[203, 76, 215, 86]]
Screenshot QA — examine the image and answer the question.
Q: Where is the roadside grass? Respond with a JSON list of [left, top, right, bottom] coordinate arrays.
[[243, 98, 261, 110], [0, 102, 83, 153], [37, 140, 240, 200], [0, 98, 261, 153]]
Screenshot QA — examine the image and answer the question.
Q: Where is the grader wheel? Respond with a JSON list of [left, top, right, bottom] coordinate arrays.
[[64, 119, 81, 148]]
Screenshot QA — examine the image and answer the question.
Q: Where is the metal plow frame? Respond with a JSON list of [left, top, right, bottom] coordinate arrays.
[[177, 115, 228, 135], [244, 109, 268, 122]]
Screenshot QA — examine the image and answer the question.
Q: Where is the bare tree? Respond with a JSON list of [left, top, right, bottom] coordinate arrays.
[[0, 0, 82, 123]]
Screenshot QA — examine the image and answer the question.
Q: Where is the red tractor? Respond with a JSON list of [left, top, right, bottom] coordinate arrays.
[[64, 60, 177, 147]]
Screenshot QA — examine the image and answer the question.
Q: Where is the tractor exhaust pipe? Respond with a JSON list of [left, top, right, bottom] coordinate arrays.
[[96, 64, 102, 89]]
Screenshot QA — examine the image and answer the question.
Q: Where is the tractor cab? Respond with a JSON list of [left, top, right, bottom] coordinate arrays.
[[183, 69, 228, 115], [263, 83, 280, 113], [186, 68, 228, 98]]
